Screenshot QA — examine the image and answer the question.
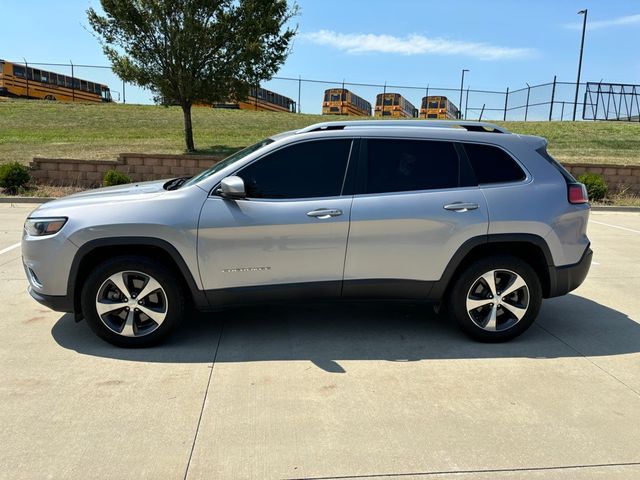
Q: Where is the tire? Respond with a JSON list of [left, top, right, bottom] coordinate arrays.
[[447, 255, 542, 342], [81, 256, 185, 347]]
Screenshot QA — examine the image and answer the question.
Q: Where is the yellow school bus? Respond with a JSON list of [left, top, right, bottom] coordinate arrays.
[[374, 93, 418, 118], [0, 60, 112, 103], [211, 87, 296, 113], [322, 88, 371, 116], [419, 96, 459, 119]]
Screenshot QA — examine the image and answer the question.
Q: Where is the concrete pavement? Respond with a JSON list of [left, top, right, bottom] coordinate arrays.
[[0, 203, 639, 479]]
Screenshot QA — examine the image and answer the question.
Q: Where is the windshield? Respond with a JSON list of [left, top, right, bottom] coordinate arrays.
[[181, 138, 273, 188]]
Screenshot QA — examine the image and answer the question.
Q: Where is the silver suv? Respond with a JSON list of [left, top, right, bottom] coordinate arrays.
[[22, 120, 592, 347]]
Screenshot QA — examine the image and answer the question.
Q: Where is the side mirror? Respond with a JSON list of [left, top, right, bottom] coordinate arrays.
[[219, 176, 246, 199]]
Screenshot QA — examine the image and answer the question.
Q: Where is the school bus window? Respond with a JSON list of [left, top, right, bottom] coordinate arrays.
[[13, 65, 25, 78]]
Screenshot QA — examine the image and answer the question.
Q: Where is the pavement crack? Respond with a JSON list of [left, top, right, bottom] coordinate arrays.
[[183, 320, 225, 480], [536, 323, 640, 398], [284, 461, 640, 479]]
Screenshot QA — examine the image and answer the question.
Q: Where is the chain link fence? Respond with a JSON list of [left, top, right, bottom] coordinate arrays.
[[6, 59, 640, 122]]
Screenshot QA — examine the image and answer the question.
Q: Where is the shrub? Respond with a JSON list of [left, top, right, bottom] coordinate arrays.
[[578, 173, 608, 201], [103, 170, 131, 187], [0, 161, 31, 195]]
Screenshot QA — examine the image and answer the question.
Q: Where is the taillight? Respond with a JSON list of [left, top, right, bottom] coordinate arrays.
[[568, 183, 589, 204]]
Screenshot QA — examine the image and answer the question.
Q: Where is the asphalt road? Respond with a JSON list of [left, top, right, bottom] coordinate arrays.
[[1, 203, 639, 480]]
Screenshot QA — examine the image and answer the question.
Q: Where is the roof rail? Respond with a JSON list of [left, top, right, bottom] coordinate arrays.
[[298, 120, 510, 134]]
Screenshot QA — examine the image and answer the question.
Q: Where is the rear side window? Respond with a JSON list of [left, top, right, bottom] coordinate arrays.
[[463, 143, 526, 184], [238, 139, 352, 199], [361, 139, 474, 194]]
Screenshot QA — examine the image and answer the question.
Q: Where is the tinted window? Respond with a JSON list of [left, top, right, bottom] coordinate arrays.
[[362, 139, 470, 194], [463, 143, 526, 184], [238, 139, 352, 199]]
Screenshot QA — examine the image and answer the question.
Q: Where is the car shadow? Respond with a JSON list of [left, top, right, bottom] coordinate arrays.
[[51, 294, 640, 372]]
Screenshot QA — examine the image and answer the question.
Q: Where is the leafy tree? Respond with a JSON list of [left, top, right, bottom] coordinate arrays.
[[88, 0, 297, 151]]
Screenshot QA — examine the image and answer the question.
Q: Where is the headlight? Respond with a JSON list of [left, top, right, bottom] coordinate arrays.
[[24, 217, 67, 236]]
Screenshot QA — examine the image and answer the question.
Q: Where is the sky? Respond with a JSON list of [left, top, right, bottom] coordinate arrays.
[[1, 0, 639, 117]]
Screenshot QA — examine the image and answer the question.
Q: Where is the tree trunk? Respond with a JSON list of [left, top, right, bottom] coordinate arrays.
[[181, 103, 195, 152]]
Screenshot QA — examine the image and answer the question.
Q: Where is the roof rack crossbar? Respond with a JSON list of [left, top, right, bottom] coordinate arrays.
[[298, 120, 510, 134]]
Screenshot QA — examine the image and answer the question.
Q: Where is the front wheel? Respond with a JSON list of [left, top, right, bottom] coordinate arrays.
[[81, 256, 185, 347], [447, 255, 542, 342]]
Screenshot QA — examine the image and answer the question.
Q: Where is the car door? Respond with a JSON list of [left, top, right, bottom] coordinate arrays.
[[342, 137, 489, 298], [197, 138, 356, 304]]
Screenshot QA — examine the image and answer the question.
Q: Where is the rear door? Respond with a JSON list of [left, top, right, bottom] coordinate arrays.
[[342, 137, 489, 298], [197, 138, 356, 302]]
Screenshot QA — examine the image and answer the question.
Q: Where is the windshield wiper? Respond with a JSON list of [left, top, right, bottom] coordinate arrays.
[[164, 176, 191, 191]]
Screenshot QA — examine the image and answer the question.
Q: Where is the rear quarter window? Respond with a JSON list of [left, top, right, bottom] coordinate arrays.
[[463, 143, 526, 184]]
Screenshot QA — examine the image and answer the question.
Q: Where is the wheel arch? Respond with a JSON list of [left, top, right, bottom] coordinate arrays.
[[68, 237, 209, 316], [430, 234, 554, 301]]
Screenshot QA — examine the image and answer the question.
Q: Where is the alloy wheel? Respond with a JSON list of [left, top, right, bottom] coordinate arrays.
[[466, 269, 529, 332], [95, 270, 168, 337]]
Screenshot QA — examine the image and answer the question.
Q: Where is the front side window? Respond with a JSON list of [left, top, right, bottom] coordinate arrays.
[[361, 139, 474, 194], [238, 139, 352, 199], [463, 143, 526, 184]]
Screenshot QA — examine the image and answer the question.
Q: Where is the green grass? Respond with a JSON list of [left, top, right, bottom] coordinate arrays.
[[1, 98, 640, 166]]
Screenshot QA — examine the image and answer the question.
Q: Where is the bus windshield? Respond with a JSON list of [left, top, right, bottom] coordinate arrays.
[[180, 138, 273, 189]]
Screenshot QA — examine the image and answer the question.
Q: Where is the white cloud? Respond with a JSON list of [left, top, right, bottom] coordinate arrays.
[[302, 30, 535, 61], [565, 13, 640, 30]]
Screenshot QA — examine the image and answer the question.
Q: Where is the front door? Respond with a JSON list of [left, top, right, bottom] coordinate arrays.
[[197, 138, 356, 304]]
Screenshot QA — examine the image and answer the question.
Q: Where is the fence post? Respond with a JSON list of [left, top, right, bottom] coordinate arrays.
[[423, 86, 429, 119], [464, 87, 469, 120], [524, 84, 531, 122], [23, 58, 30, 99], [479, 104, 485, 121], [70, 60, 75, 102], [549, 75, 557, 121], [297, 75, 301, 113], [503, 87, 509, 121], [382, 81, 386, 117], [561, 102, 565, 121]]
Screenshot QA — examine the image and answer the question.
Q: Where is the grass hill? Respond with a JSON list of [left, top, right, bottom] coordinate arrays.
[[1, 98, 639, 166]]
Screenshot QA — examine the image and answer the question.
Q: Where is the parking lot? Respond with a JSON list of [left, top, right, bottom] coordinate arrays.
[[0, 202, 639, 480]]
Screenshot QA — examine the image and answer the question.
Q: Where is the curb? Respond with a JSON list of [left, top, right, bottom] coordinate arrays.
[[0, 197, 54, 204], [591, 205, 640, 212]]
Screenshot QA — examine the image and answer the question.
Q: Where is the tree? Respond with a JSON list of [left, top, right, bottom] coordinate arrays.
[[88, 0, 297, 151]]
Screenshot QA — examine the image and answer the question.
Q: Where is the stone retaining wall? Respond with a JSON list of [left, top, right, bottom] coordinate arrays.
[[30, 153, 225, 187], [29, 154, 640, 194], [564, 163, 640, 194]]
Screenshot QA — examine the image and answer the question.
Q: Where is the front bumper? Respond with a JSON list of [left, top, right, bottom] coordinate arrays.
[[546, 246, 593, 298], [28, 286, 73, 313]]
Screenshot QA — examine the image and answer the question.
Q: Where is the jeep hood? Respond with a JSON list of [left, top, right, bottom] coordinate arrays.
[[32, 179, 169, 213]]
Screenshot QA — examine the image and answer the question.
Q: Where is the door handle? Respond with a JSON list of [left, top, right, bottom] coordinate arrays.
[[307, 208, 343, 219], [443, 202, 479, 212]]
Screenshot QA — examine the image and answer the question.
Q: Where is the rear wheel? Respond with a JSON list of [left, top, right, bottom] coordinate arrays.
[[81, 256, 184, 347], [447, 255, 542, 342]]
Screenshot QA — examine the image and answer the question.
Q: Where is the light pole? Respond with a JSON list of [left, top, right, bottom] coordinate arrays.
[[459, 69, 469, 119], [573, 9, 588, 121]]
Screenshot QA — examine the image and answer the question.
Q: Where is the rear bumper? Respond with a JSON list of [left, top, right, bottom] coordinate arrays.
[[28, 286, 74, 313], [546, 246, 592, 298]]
